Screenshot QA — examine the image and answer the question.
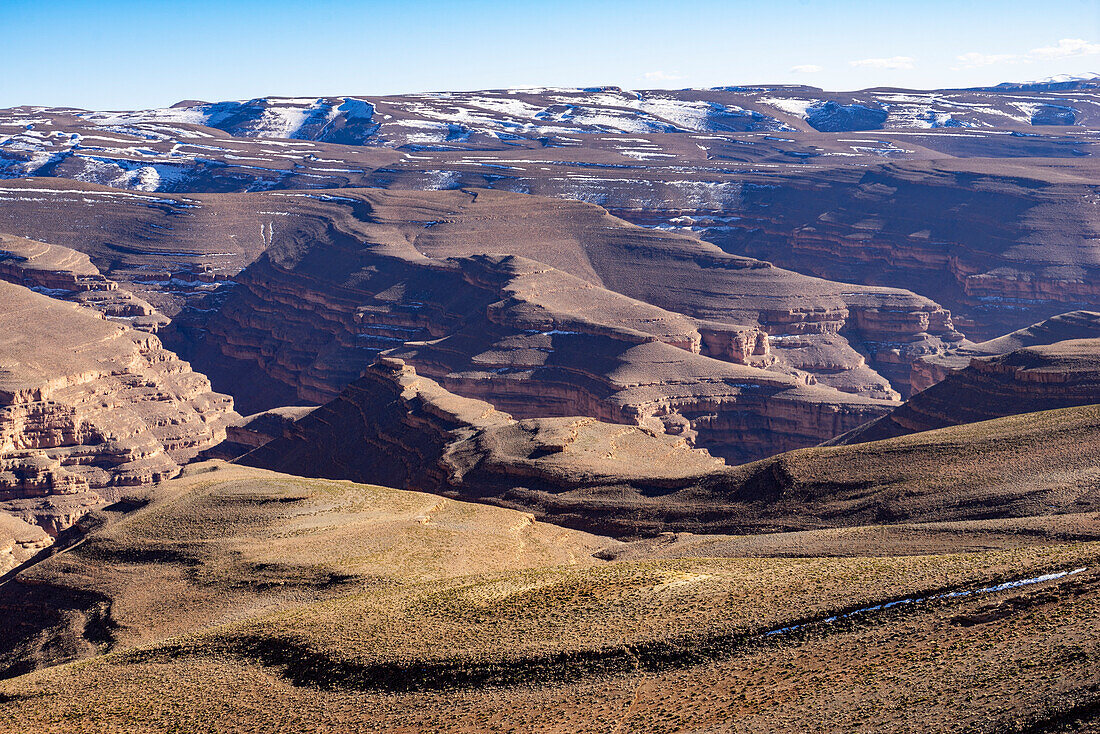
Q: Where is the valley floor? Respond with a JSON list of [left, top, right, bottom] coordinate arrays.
[[0, 464, 1097, 733]]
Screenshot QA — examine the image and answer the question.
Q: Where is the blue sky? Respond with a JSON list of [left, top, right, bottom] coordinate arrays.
[[2, 0, 1098, 109]]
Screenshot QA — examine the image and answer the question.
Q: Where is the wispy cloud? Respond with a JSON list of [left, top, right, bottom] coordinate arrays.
[[643, 71, 683, 82], [953, 38, 1100, 69], [954, 52, 1018, 68], [849, 56, 915, 70], [1028, 38, 1100, 59], [790, 64, 822, 73]]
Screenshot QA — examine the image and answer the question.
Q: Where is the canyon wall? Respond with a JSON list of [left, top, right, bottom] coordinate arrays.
[[0, 281, 236, 535], [911, 310, 1100, 391], [0, 233, 166, 329], [836, 336, 1100, 445], [241, 357, 1100, 536], [175, 189, 967, 461]]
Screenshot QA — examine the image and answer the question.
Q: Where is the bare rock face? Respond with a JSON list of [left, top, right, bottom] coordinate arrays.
[[175, 188, 964, 460], [0, 281, 236, 536], [240, 357, 1100, 536], [207, 406, 316, 460], [0, 181, 963, 405], [670, 161, 1100, 342], [0, 513, 50, 574], [238, 357, 741, 531], [834, 336, 1100, 445], [912, 310, 1100, 392], [0, 179, 283, 319], [0, 233, 167, 330], [0, 181, 963, 407], [384, 189, 962, 399]]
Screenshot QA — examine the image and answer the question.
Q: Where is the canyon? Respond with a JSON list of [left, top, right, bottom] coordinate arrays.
[[168, 187, 965, 462], [1, 76, 1099, 732], [0, 81, 1096, 540], [838, 335, 1100, 444], [240, 356, 1100, 536]]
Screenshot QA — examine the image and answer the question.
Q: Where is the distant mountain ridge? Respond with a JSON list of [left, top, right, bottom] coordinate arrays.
[[985, 71, 1100, 92]]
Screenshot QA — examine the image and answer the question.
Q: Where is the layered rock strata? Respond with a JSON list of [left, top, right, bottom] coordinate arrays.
[[4, 86, 1100, 344], [180, 189, 962, 459], [207, 406, 317, 461], [238, 357, 750, 528], [241, 357, 1100, 536], [0, 514, 51, 575], [0, 233, 166, 330], [0, 281, 236, 536], [835, 337, 1100, 445], [912, 310, 1100, 391], [0, 181, 963, 402], [644, 160, 1100, 341]]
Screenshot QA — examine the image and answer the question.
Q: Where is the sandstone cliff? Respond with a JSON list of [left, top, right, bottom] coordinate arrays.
[[175, 188, 964, 460], [0, 281, 236, 536], [241, 357, 1100, 536], [835, 336, 1100, 445], [0, 233, 167, 330], [639, 160, 1100, 342], [0, 181, 964, 405], [912, 310, 1100, 391], [0, 513, 50, 575]]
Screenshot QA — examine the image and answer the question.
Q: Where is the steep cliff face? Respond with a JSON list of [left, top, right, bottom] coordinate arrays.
[[0, 234, 166, 329], [175, 190, 944, 461], [912, 310, 1100, 391], [385, 189, 962, 398], [0, 514, 50, 574], [0, 281, 236, 536], [0, 181, 964, 403], [175, 189, 966, 461], [238, 357, 744, 532], [834, 337, 1100, 445], [660, 161, 1100, 341], [5, 89, 1099, 351], [365, 153, 1100, 346], [241, 358, 1100, 536], [388, 258, 889, 463]]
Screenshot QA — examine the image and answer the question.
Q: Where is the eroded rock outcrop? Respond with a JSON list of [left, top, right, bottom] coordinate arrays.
[[239, 357, 738, 529], [207, 406, 317, 460], [0, 513, 50, 574], [668, 160, 1100, 341], [835, 336, 1100, 444], [176, 189, 964, 459], [4, 88, 1099, 351], [241, 357, 1100, 536], [0, 281, 236, 536], [0, 233, 167, 330], [388, 256, 890, 462], [912, 310, 1100, 391]]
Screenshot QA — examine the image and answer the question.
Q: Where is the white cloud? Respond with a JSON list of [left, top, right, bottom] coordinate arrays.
[[643, 71, 683, 81], [849, 56, 915, 70], [952, 38, 1100, 70], [790, 64, 822, 73], [1027, 38, 1100, 59], [954, 51, 1019, 68]]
